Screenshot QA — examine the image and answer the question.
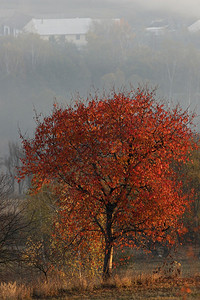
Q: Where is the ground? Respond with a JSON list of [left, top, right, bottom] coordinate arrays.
[[50, 278, 200, 299]]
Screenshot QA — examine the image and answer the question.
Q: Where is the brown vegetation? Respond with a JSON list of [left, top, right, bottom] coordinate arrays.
[[0, 246, 199, 299], [0, 271, 199, 299]]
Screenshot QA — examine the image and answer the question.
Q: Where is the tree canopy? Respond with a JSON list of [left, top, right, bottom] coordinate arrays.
[[19, 88, 197, 279]]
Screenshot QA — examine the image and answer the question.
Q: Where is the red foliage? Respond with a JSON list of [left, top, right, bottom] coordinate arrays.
[[19, 88, 197, 278]]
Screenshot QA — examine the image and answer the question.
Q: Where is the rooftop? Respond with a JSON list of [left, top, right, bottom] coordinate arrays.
[[188, 20, 200, 33], [24, 18, 93, 36]]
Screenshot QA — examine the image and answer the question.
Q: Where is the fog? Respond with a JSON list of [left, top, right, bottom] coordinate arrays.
[[132, 0, 200, 17], [0, 0, 199, 156], [1, 0, 200, 18]]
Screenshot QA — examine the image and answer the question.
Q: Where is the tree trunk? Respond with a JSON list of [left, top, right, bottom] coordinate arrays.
[[102, 202, 115, 281], [103, 242, 113, 280]]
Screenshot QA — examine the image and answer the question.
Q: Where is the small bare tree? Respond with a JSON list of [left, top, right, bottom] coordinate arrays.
[[0, 173, 30, 265], [1, 141, 31, 195]]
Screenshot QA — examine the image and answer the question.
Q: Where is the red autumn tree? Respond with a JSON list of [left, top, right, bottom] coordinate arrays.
[[19, 88, 197, 279]]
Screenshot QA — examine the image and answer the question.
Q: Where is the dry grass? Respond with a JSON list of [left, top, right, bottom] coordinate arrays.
[[0, 272, 199, 299], [0, 281, 32, 300], [64, 273, 200, 299], [0, 246, 200, 299]]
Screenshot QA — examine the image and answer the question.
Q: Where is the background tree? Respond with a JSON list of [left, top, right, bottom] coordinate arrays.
[[23, 185, 104, 281], [21, 185, 62, 280], [0, 173, 29, 266], [85, 19, 135, 86], [180, 137, 200, 250], [1, 141, 28, 194], [19, 88, 197, 280]]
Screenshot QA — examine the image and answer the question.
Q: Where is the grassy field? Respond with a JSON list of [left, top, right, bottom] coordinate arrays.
[[30, 272, 200, 299], [60, 256, 200, 299], [0, 246, 199, 299], [59, 282, 200, 300], [1, 275, 199, 299]]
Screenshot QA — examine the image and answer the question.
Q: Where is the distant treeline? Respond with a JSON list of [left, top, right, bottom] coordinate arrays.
[[0, 21, 200, 152]]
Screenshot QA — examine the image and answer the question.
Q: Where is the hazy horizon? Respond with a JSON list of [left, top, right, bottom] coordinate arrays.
[[0, 0, 200, 19], [0, 0, 199, 156]]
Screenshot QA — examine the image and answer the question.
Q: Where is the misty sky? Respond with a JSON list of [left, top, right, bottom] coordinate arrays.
[[1, 0, 200, 18], [0, 0, 200, 156], [134, 0, 200, 17]]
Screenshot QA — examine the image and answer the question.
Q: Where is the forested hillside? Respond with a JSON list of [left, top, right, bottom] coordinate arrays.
[[0, 19, 200, 152]]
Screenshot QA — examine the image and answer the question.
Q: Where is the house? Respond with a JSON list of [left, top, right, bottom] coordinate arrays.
[[188, 20, 200, 33], [23, 18, 93, 47], [146, 19, 170, 36], [23, 17, 121, 47]]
